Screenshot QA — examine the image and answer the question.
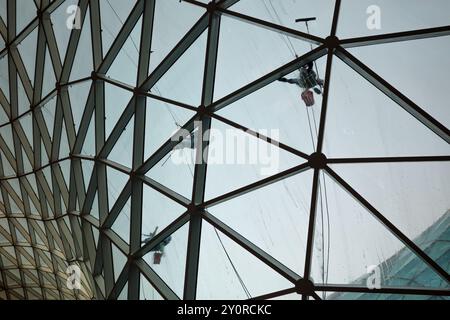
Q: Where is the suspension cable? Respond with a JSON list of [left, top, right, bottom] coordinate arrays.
[[263, 1, 332, 296]]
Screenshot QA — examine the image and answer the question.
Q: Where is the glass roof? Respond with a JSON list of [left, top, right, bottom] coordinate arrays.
[[0, 0, 449, 300]]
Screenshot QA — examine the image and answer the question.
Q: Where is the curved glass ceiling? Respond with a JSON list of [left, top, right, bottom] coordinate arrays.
[[0, 0, 449, 300]]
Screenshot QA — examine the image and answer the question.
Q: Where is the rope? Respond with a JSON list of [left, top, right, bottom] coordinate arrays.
[[305, 22, 323, 93], [310, 107, 331, 287], [106, 0, 140, 54], [184, 157, 251, 299], [214, 228, 252, 299], [303, 22, 332, 298], [153, 87, 181, 127], [265, 4, 331, 295], [262, 2, 332, 296], [263, 0, 298, 59]]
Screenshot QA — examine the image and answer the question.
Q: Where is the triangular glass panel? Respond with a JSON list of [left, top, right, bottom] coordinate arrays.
[[141, 182, 187, 241], [8, 193, 22, 214], [27, 290, 41, 300], [106, 166, 129, 212], [205, 118, 307, 201], [3, 244, 16, 257], [81, 159, 94, 190], [21, 144, 33, 173], [23, 271, 34, 285], [80, 110, 96, 157], [50, 0, 79, 61], [0, 217, 8, 229], [33, 223, 47, 246], [217, 56, 328, 156], [209, 169, 313, 277], [23, 247, 35, 265], [16, 0, 36, 34], [326, 291, 450, 301], [322, 58, 450, 158], [106, 17, 141, 86], [59, 121, 71, 159], [144, 96, 196, 160], [0, 149, 15, 176], [140, 273, 164, 300], [112, 242, 127, 282], [69, 6, 93, 81], [104, 83, 133, 137], [26, 172, 38, 195], [16, 218, 29, 235], [151, 30, 207, 106], [14, 226, 28, 244], [42, 46, 56, 98], [349, 35, 450, 129], [44, 288, 59, 300], [0, 53, 10, 103], [41, 95, 56, 138], [16, 25, 38, 83], [67, 81, 91, 132], [197, 221, 293, 299], [11, 288, 25, 299], [117, 281, 128, 300], [92, 224, 100, 248], [107, 115, 134, 169], [0, 100, 9, 126], [5, 272, 19, 287], [0, 3, 4, 22], [111, 198, 130, 244], [214, 14, 319, 101], [1, 248, 15, 267], [0, 32, 4, 51], [40, 139, 49, 166], [8, 178, 21, 202], [331, 161, 450, 272], [0, 124, 15, 154], [270, 292, 302, 300], [63, 216, 72, 235], [100, 0, 138, 55], [59, 159, 71, 188], [145, 122, 197, 200], [17, 74, 30, 116], [149, 0, 205, 73], [309, 173, 450, 290]]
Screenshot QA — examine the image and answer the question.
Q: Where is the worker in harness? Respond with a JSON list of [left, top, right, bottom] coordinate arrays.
[[278, 61, 324, 107], [142, 227, 172, 265]]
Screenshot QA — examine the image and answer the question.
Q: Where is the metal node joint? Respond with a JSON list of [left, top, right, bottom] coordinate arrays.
[[308, 153, 328, 170]]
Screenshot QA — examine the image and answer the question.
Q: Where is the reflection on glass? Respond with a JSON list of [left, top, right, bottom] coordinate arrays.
[[310, 174, 449, 293]]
